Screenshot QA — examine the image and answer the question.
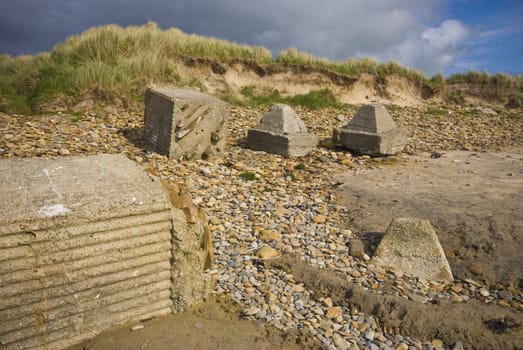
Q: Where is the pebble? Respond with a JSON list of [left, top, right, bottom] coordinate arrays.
[[2, 104, 520, 350], [130, 324, 144, 331], [256, 246, 279, 259], [326, 306, 342, 319]]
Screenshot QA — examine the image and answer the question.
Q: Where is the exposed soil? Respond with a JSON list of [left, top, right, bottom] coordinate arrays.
[[66, 296, 322, 350], [338, 149, 523, 287]]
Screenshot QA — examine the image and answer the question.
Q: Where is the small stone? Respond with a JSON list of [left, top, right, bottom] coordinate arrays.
[[130, 324, 144, 331], [431, 339, 444, 348], [59, 148, 70, 156], [243, 306, 260, 316], [451, 295, 463, 303], [313, 215, 327, 224], [498, 300, 511, 308], [256, 246, 279, 259], [194, 322, 204, 329], [348, 239, 365, 257], [450, 285, 463, 293], [323, 297, 333, 307], [260, 229, 282, 241], [479, 288, 490, 297], [326, 306, 342, 319], [332, 333, 350, 349], [498, 290, 513, 300], [395, 344, 409, 350], [468, 262, 483, 275], [364, 330, 375, 341], [350, 269, 361, 278]]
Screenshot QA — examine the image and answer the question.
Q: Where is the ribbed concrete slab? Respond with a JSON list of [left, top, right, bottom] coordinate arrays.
[[0, 155, 175, 350]]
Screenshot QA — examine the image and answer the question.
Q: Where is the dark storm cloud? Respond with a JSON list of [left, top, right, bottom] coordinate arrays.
[[0, 0, 472, 73]]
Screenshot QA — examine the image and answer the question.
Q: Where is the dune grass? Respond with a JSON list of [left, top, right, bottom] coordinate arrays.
[[0, 22, 522, 113]]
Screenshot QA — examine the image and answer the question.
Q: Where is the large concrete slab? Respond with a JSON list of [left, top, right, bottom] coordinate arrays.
[[144, 87, 229, 160], [0, 154, 210, 350], [247, 104, 316, 157]]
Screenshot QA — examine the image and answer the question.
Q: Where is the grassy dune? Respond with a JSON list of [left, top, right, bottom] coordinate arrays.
[[0, 22, 522, 113]]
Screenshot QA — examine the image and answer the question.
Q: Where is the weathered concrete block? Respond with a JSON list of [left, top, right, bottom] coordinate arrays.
[[371, 217, 454, 283], [247, 104, 316, 157], [144, 87, 229, 160], [0, 155, 210, 350], [334, 103, 407, 156]]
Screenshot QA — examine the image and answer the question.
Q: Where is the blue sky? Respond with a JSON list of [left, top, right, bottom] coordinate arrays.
[[0, 0, 521, 76]]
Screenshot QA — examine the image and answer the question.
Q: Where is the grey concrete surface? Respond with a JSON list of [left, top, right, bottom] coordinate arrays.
[[247, 104, 316, 157], [371, 217, 454, 282], [334, 104, 407, 156], [0, 154, 209, 350], [144, 87, 229, 160]]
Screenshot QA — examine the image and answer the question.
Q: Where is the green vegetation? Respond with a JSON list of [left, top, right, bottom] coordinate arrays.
[[233, 86, 340, 109], [425, 108, 449, 116], [284, 172, 297, 181], [294, 163, 306, 170], [1, 22, 522, 113], [239, 171, 256, 181]]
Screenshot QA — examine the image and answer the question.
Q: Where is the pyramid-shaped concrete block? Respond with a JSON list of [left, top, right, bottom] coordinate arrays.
[[247, 104, 317, 157], [371, 217, 454, 283], [334, 103, 407, 156]]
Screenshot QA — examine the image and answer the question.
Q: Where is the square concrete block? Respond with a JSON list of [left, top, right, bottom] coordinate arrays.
[[144, 87, 229, 160]]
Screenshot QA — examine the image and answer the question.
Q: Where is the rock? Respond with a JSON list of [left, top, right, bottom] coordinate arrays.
[[243, 306, 261, 316], [326, 306, 342, 319], [452, 341, 465, 350], [247, 104, 317, 157], [130, 324, 144, 331], [144, 87, 229, 160], [479, 288, 490, 297], [256, 246, 279, 259], [259, 229, 282, 241], [467, 262, 483, 275], [332, 333, 350, 349], [364, 330, 375, 341], [348, 238, 365, 257], [312, 215, 327, 224], [477, 107, 498, 116], [371, 217, 454, 282], [431, 339, 444, 348], [333, 104, 408, 156], [498, 290, 513, 300]]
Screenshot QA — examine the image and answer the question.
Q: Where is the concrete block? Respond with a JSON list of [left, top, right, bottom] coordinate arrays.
[[371, 217, 454, 283], [247, 104, 316, 157], [334, 103, 407, 156], [144, 87, 229, 160], [0, 154, 210, 350]]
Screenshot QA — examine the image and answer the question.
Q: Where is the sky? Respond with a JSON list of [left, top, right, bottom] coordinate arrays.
[[0, 0, 522, 76]]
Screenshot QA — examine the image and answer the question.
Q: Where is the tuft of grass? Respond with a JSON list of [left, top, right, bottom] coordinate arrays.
[[446, 91, 465, 105], [294, 163, 306, 170], [287, 88, 339, 109], [285, 172, 297, 181], [425, 108, 449, 116], [231, 86, 341, 109], [239, 172, 256, 181]]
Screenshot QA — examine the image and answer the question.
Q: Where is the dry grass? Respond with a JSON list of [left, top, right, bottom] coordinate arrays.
[[0, 22, 521, 113]]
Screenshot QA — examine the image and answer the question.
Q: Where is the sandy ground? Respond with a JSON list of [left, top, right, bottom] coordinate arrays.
[[338, 148, 523, 287], [66, 296, 321, 350]]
